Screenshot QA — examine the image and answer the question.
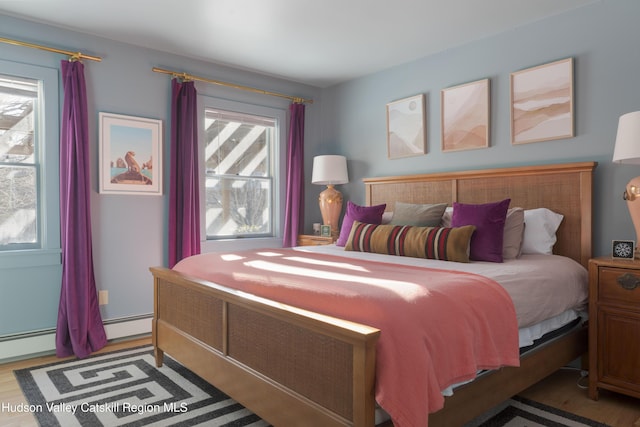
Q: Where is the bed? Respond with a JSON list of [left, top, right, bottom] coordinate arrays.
[[151, 161, 596, 427]]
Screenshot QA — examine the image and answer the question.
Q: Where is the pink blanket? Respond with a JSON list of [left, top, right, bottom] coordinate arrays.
[[173, 249, 519, 427]]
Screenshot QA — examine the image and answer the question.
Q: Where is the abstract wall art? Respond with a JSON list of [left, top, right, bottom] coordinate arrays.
[[386, 94, 426, 159], [510, 58, 574, 145], [441, 78, 490, 152]]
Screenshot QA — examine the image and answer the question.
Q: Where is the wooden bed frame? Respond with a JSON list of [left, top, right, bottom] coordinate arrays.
[[151, 161, 596, 427]]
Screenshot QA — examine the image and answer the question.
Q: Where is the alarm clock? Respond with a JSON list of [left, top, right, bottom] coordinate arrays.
[[612, 240, 635, 259]]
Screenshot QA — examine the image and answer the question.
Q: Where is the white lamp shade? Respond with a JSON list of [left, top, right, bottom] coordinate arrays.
[[311, 155, 348, 185], [613, 111, 640, 164]]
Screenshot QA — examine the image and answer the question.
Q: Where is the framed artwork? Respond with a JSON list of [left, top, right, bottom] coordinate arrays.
[[510, 57, 574, 145], [99, 112, 163, 195], [386, 94, 426, 159], [441, 79, 490, 152]]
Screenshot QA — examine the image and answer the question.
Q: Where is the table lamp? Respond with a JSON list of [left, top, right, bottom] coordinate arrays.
[[311, 155, 348, 238], [612, 111, 640, 257]]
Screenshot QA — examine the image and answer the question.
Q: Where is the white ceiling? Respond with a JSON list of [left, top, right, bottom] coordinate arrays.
[[0, 0, 596, 88]]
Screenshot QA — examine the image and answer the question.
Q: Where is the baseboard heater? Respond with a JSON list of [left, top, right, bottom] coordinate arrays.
[[0, 314, 152, 363]]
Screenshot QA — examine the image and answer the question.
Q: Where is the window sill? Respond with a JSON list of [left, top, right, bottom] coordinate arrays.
[[200, 236, 282, 254], [0, 248, 61, 269]]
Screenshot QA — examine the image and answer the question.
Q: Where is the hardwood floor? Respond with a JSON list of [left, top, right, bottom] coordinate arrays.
[[1, 338, 639, 427], [519, 367, 640, 427]]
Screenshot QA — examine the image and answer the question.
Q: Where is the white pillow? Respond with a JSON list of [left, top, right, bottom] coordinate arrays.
[[521, 208, 564, 255], [440, 207, 454, 227], [381, 211, 393, 224]]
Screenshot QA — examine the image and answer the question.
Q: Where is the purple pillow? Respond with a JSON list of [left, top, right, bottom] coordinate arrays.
[[451, 198, 510, 262], [336, 201, 387, 246]]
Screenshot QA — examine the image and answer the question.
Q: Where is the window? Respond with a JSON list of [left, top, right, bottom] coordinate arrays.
[[204, 108, 278, 239], [0, 60, 59, 263], [0, 76, 39, 248]]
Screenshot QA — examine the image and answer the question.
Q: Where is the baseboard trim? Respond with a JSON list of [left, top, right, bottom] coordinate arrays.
[[0, 315, 152, 363]]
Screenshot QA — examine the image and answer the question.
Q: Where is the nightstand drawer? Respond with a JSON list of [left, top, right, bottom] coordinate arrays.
[[599, 267, 640, 304], [297, 234, 335, 246]]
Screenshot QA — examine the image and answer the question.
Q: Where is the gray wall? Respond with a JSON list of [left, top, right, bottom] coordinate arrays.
[[0, 14, 320, 338], [309, 0, 640, 258]]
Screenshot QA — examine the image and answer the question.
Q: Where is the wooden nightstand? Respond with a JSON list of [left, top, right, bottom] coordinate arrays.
[[297, 234, 335, 246], [588, 256, 640, 401]]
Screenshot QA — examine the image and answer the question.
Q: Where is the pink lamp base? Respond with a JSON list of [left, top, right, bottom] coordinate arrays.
[[318, 185, 343, 239], [625, 176, 640, 258]]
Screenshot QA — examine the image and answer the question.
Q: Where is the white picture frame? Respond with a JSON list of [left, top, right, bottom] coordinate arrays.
[[99, 112, 163, 195]]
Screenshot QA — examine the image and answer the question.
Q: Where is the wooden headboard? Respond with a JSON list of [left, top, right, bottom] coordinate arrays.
[[363, 162, 597, 268]]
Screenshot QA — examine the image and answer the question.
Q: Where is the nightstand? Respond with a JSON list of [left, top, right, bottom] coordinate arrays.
[[588, 256, 640, 401], [296, 234, 335, 246]]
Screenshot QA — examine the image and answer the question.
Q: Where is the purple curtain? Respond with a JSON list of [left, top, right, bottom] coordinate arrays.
[[282, 103, 306, 247], [168, 79, 200, 268], [56, 60, 107, 358]]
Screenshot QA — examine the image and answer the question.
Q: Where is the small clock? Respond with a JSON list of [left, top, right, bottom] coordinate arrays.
[[612, 240, 635, 259]]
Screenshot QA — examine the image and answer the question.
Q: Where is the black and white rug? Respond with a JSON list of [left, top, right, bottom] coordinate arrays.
[[15, 345, 609, 427], [14, 345, 269, 426]]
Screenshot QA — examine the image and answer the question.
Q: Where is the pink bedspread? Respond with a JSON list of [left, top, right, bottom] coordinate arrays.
[[173, 249, 519, 427]]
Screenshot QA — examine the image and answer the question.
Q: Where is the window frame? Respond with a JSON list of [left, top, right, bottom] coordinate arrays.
[[198, 95, 286, 252], [0, 60, 60, 268]]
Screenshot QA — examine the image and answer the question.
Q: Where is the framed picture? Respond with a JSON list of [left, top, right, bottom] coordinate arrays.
[[612, 240, 635, 259], [510, 58, 574, 145], [320, 225, 332, 238], [441, 79, 489, 152], [99, 112, 163, 195], [386, 94, 426, 159]]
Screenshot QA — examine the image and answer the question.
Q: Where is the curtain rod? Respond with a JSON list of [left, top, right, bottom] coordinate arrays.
[[0, 36, 102, 62], [152, 67, 313, 104]]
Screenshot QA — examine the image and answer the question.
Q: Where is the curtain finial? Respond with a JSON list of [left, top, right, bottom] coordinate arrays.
[[171, 72, 193, 83]]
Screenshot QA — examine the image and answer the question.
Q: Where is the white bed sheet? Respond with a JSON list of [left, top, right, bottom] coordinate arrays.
[[293, 244, 588, 329]]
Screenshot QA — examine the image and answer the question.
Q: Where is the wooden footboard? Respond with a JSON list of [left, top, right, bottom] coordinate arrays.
[[151, 267, 380, 427]]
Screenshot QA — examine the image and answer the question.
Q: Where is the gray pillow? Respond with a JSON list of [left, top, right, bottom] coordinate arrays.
[[389, 202, 448, 227]]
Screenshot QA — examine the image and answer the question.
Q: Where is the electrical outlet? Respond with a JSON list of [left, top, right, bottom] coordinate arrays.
[[99, 290, 108, 305]]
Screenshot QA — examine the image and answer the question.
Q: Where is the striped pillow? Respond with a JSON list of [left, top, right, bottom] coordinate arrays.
[[344, 221, 475, 263]]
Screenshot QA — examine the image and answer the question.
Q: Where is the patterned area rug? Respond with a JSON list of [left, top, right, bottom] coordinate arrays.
[[14, 345, 269, 426], [15, 345, 608, 427]]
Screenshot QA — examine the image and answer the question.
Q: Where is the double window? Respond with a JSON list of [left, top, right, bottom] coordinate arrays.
[[203, 103, 282, 240]]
